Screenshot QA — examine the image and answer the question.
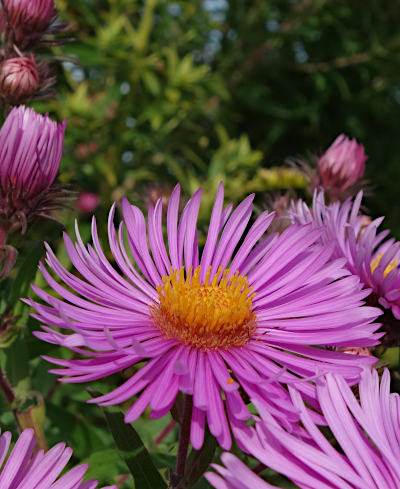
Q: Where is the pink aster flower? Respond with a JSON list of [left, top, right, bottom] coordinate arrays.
[[291, 191, 400, 319], [311, 134, 367, 201], [0, 427, 117, 489], [0, 105, 66, 232], [27, 184, 381, 450], [207, 367, 400, 489]]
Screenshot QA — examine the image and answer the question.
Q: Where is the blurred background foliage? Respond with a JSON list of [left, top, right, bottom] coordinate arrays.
[[2, 0, 400, 487], [35, 0, 400, 234]]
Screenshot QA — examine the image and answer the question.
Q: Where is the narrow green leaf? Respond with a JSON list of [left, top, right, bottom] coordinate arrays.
[[105, 408, 168, 489], [87, 391, 167, 489], [180, 429, 217, 489]]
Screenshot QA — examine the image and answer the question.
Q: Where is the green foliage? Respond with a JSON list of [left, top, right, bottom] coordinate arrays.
[[39, 0, 399, 234], [94, 398, 167, 489]]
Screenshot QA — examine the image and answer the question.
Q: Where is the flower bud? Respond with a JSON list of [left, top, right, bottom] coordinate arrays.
[[314, 134, 367, 200], [77, 192, 100, 214], [0, 56, 39, 103], [1, 0, 56, 47], [0, 105, 66, 232], [2, 0, 55, 33]]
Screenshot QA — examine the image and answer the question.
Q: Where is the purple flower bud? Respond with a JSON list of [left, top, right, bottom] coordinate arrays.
[[0, 105, 66, 232], [315, 134, 367, 197], [1, 0, 56, 48], [2, 0, 55, 34], [0, 56, 39, 103]]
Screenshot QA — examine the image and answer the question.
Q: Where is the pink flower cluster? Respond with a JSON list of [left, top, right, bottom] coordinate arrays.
[[1, 101, 399, 489]]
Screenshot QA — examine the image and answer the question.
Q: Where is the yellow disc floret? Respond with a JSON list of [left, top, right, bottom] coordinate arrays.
[[370, 253, 399, 278], [150, 266, 257, 350]]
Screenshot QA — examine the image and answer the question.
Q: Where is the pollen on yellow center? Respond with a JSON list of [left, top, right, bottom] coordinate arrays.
[[150, 266, 257, 350], [370, 253, 399, 278]]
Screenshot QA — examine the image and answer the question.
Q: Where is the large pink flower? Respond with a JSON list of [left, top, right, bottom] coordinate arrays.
[[207, 367, 400, 489], [28, 184, 381, 450], [291, 191, 400, 319], [0, 428, 117, 489]]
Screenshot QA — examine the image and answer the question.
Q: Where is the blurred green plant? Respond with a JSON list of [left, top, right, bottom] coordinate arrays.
[[35, 0, 400, 235]]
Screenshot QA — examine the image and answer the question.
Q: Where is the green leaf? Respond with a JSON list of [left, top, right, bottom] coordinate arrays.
[[141, 70, 161, 96], [83, 449, 126, 483], [88, 390, 167, 489], [180, 429, 217, 489]]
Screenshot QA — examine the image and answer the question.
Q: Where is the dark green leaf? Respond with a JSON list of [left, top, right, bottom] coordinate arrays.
[[87, 390, 167, 489], [180, 429, 217, 489], [105, 408, 168, 489]]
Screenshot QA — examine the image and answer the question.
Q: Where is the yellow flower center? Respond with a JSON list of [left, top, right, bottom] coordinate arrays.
[[370, 253, 399, 278], [150, 266, 257, 350]]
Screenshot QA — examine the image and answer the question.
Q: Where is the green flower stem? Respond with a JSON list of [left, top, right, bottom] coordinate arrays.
[[172, 394, 193, 487]]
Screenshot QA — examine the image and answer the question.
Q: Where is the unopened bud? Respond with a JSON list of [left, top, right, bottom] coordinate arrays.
[[2, 0, 55, 35], [0, 57, 39, 103], [0, 106, 66, 232], [312, 134, 367, 200]]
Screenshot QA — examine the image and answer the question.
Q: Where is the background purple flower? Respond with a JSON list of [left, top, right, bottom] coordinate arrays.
[[0, 427, 117, 489], [291, 191, 400, 319], [77, 192, 100, 214], [28, 184, 381, 450], [207, 368, 400, 489]]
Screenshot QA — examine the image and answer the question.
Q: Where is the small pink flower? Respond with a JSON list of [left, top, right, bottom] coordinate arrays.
[[77, 192, 100, 214], [0, 427, 117, 489], [0, 56, 39, 103], [313, 134, 367, 200]]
